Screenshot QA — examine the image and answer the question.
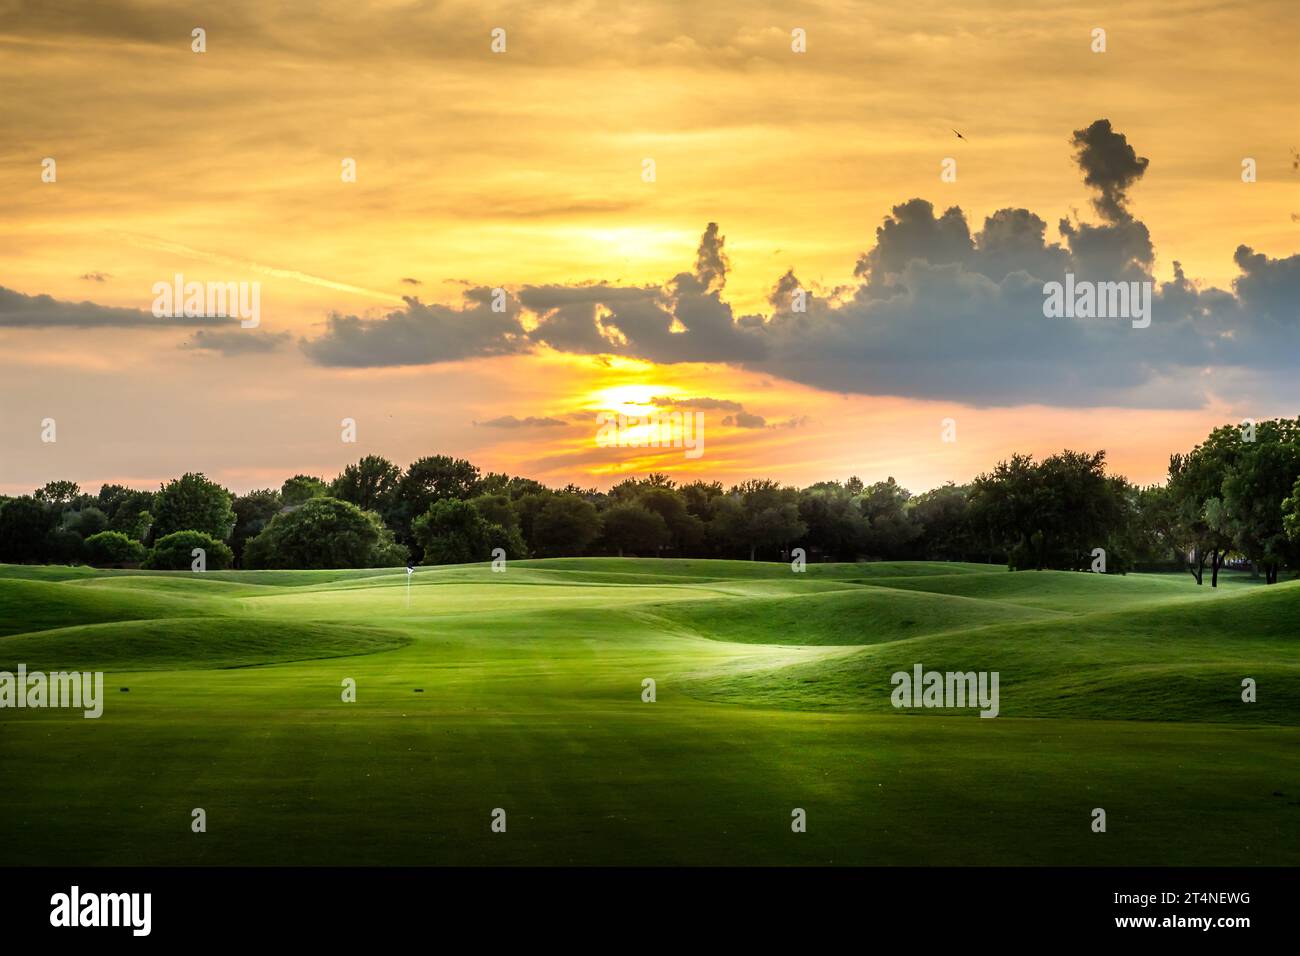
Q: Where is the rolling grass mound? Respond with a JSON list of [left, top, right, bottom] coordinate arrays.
[[862, 568, 1251, 611], [0, 558, 1295, 865], [648, 585, 1056, 646], [681, 578, 1300, 723], [0, 616, 410, 671], [0, 577, 210, 637]]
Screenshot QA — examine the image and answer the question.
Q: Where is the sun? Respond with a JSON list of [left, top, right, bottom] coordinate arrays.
[[586, 383, 673, 416]]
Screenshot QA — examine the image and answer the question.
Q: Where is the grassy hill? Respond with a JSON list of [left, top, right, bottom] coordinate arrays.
[[0, 559, 1295, 865]]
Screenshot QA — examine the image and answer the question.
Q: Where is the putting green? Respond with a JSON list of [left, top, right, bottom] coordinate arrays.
[[0, 559, 1295, 866]]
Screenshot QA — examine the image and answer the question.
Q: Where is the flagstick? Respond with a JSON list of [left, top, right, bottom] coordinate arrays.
[[406, 572, 411, 608]]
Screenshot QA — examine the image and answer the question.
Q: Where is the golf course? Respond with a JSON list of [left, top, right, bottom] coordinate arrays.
[[0, 558, 1296, 866]]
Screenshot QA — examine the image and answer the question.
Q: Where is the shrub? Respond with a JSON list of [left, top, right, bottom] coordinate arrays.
[[145, 530, 233, 570], [243, 497, 406, 569], [84, 530, 147, 566]]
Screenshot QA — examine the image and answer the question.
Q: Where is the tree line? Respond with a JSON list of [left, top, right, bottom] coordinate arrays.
[[1, 417, 1298, 583]]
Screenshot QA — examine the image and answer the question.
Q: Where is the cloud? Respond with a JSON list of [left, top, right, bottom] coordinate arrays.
[[772, 415, 811, 429], [518, 225, 766, 365], [80, 271, 111, 282], [694, 222, 730, 292], [1070, 119, 1150, 223], [651, 395, 744, 411], [0, 286, 237, 328], [475, 415, 568, 429], [16, 119, 1299, 411], [299, 290, 526, 367], [722, 411, 767, 428], [655, 394, 792, 429], [182, 329, 291, 355], [508, 120, 1295, 408], [400, 277, 422, 286]]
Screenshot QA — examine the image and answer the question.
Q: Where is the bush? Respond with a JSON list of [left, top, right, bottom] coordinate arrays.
[[44, 527, 87, 565], [85, 530, 147, 566], [144, 530, 233, 570], [243, 497, 406, 569]]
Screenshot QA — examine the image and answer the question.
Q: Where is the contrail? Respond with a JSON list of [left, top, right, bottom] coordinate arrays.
[[112, 232, 406, 304]]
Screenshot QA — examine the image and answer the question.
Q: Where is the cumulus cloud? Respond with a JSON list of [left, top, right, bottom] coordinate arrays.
[[299, 290, 526, 367], [280, 116, 1298, 405], [12, 120, 1298, 411], [1070, 119, 1150, 223]]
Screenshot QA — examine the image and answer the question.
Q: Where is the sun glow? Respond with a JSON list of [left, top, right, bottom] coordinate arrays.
[[586, 383, 672, 416]]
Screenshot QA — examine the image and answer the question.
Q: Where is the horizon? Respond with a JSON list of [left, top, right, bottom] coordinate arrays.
[[3, 0, 1298, 496], [1, 418, 1286, 500]]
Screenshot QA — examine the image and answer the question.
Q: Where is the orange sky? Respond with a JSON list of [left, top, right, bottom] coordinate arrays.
[[1, 0, 1297, 496]]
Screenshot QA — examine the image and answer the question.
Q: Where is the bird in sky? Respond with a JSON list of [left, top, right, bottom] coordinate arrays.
[[952, 129, 966, 141]]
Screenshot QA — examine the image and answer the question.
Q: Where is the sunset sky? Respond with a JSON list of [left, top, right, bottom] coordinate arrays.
[[2, 0, 1298, 496]]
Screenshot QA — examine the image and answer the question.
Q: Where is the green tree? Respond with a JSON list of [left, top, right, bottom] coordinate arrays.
[[100, 487, 155, 540], [970, 451, 1127, 572], [280, 475, 329, 507], [34, 480, 81, 506], [152, 473, 236, 540], [64, 506, 109, 539], [857, 477, 921, 559], [412, 499, 524, 565], [512, 490, 553, 553], [728, 480, 806, 561], [469, 493, 520, 533], [0, 497, 57, 563], [331, 455, 401, 514], [1168, 426, 1242, 584], [600, 503, 670, 557], [532, 495, 601, 557], [1221, 417, 1300, 584], [393, 456, 481, 541], [907, 483, 972, 561], [1283, 474, 1300, 544], [796, 482, 869, 561], [231, 489, 282, 565], [637, 486, 703, 554]]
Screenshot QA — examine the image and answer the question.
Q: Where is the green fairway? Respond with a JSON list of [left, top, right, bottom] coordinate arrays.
[[0, 558, 1296, 866]]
